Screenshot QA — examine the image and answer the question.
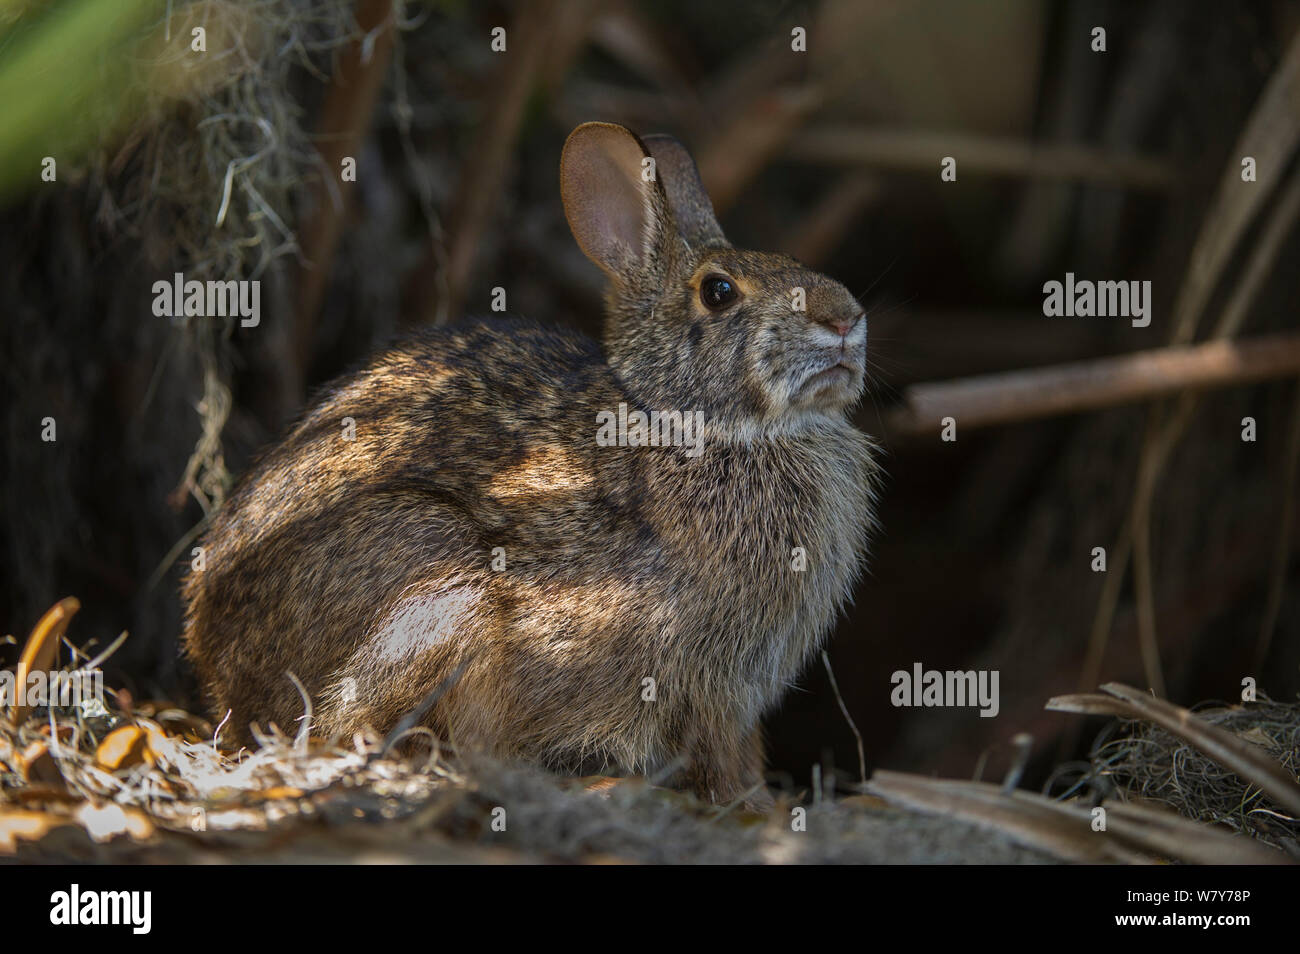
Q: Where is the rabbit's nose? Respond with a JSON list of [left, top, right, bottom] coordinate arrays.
[[819, 310, 865, 338]]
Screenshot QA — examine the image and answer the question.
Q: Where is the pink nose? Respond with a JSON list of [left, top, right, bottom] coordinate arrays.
[[822, 311, 864, 337]]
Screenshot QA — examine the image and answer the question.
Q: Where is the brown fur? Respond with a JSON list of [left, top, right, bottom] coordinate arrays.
[[182, 123, 878, 808]]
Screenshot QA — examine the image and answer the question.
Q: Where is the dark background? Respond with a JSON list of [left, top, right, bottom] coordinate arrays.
[[2, 0, 1297, 793]]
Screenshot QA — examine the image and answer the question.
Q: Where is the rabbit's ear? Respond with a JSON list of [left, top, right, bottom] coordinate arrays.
[[640, 134, 727, 251], [561, 122, 665, 280]]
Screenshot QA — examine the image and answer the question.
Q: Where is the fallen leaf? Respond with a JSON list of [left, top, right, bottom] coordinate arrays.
[[9, 786, 82, 807], [140, 720, 170, 765], [0, 809, 73, 854], [95, 725, 148, 770], [17, 740, 67, 790], [73, 801, 155, 843], [10, 597, 80, 725], [260, 786, 304, 800]]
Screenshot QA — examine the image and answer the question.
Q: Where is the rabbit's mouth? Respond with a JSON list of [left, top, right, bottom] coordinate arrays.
[[794, 357, 864, 406], [809, 363, 855, 384]]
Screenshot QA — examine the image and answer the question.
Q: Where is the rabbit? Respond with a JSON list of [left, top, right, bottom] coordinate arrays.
[[182, 122, 878, 809]]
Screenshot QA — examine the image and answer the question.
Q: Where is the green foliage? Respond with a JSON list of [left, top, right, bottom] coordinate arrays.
[[0, 0, 163, 204]]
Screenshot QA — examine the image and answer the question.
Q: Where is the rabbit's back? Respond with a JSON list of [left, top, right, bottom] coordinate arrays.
[[182, 318, 644, 743]]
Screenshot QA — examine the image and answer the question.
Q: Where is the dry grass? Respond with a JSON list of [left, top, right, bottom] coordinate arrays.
[[0, 691, 1063, 864], [1090, 698, 1300, 852], [42, 1, 365, 517]]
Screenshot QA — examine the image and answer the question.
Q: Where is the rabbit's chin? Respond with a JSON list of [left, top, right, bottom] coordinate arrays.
[[786, 361, 865, 413]]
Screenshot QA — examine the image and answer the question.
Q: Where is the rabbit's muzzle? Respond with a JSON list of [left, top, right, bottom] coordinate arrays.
[[785, 298, 867, 410]]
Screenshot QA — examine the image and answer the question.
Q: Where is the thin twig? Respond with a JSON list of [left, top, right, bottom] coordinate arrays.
[[821, 650, 866, 787], [1256, 382, 1300, 670], [293, 0, 397, 374], [286, 671, 312, 755], [378, 653, 476, 759]]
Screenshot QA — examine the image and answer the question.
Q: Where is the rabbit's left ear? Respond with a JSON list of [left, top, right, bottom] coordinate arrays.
[[640, 134, 727, 251], [561, 122, 668, 282]]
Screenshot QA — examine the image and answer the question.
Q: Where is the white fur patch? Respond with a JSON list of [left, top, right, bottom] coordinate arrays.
[[371, 585, 481, 662]]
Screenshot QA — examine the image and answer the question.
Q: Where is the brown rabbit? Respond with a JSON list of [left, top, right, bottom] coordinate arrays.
[[182, 122, 877, 808]]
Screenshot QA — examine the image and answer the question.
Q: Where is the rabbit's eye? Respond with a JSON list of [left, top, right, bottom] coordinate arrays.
[[700, 275, 738, 310]]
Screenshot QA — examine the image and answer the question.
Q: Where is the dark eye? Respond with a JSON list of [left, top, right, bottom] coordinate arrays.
[[700, 275, 738, 310]]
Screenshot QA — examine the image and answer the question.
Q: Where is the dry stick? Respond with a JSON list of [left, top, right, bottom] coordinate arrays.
[[1212, 171, 1300, 344], [1076, 402, 1194, 698], [693, 0, 848, 214], [783, 172, 880, 268], [390, 25, 450, 328], [425, 0, 583, 325], [144, 511, 210, 595], [293, 0, 396, 375], [582, 4, 696, 107], [696, 85, 824, 214], [1078, 516, 1131, 700], [785, 127, 1176, 189], [1256, 382, 1300, 671], [1188, 169, 1300, 671], [885, 332, 1300, 434], [1226, 170, 1300, 671], [868, 770, 1142, 863], [703, 1, 814, 120], [1170, 31, 1300, 349], [1131, 422, 1167, 699]]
